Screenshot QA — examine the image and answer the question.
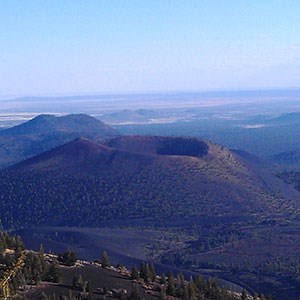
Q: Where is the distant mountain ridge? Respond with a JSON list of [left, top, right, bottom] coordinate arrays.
[[0, 114, 118, 168], [1, 114, 117, 136], [99, 109, 158, 124], [268, 112, 300, 125]]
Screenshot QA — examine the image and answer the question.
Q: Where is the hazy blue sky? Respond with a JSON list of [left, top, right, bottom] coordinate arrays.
[[1, 1, 300, 96]]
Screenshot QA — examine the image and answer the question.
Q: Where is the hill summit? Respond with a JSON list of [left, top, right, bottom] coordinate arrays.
[[0, 114, 118, 168], [2, 114, 117, 137]]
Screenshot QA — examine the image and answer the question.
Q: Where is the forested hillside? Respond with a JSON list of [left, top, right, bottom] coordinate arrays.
[[0, 231, 259, 300], [0, 136, 297, 229]]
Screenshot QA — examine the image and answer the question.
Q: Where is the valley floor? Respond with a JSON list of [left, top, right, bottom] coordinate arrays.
[[14, 223, 300, 300]]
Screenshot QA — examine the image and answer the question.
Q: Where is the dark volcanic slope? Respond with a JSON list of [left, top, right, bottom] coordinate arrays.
[[12, 137, 153, 174], [0, 136, 298, 229], [0, 114, 118, 168]]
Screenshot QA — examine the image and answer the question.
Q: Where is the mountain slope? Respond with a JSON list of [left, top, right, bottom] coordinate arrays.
[[0, 136, 298, 229], [271, 150, 300, 168], [0, 114, 118, 169]]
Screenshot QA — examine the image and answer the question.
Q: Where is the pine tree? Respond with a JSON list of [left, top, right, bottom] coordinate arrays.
[[58, 250, 77, 266], [86, 281, 92, 293], [160, 273, 167, 284], [130, 283, 141, 300], [73, 274, 85, 291], [159, 286, 167, 300], [131, 266, 140, 280], [39, 244, 44, 255], [178, 272, 185, 289], [183, 285, 190, 300], [45, 263, 61, 283], [87, 291, 93, 300], [149, 263, 156, 282], [38, 292, 49, 300], [119, 289, 128, 300], [139, 262, 150, 282], [101, 251, 110, 268], [72, 275, 79, 289], [167, 271, 175, 296], [195, 275, 205, 292], [241, 289, 247, 300], [103, 285, 108, 295], [188, 277, 196, 299], [68, 290, 74, 300]]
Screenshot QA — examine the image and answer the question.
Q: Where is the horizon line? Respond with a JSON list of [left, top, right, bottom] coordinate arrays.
[[2, 86, 300, 100]]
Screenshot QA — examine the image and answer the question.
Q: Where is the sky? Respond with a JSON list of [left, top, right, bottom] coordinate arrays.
[[1, 1, 300, 96]]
